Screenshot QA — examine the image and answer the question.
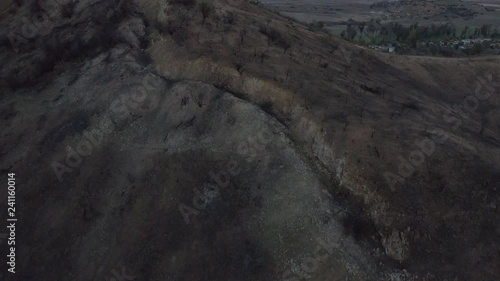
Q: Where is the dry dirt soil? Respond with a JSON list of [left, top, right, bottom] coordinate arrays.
[[0, 0, 499, 281]]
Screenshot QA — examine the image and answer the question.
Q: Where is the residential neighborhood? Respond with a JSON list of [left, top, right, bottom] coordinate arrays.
[[369, 38, 500, 56]]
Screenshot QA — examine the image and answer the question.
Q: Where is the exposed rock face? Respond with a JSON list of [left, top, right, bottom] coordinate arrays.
[[0, 2, 385, 279], [0, 42, 383, 280], [0, 0, 499, 281], [381, 229, 410, 262]]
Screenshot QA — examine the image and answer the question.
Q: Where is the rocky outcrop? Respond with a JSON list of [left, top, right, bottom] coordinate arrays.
[[0, 0, 499, 281], [0, 2, 390, 279]]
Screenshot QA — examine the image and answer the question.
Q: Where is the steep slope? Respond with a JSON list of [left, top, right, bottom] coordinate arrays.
[[0, 0, 499, 281], [1, 44, 385, 280], [136, 0, 500, 279]]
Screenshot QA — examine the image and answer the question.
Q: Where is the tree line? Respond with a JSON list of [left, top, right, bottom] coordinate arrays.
[[342, 19, 500, 46]]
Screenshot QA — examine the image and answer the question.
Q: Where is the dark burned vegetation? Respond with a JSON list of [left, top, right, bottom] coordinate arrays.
[[1, 0, 149, 90], [1, 0, 499, 280], [258, 26, 291, 53], [341, 212, 379, 242], [170, 0, 197, 6]]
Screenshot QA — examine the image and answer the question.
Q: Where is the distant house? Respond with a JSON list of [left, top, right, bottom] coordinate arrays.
[[369, 43, 396, 53]]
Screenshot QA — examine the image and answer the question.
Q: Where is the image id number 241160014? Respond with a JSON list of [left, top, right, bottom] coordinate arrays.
[[7, 173, 16, 274]]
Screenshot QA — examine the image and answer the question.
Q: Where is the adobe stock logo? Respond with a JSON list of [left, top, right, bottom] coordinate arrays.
[[179, 126, 275, 225], [105, 266, 135, 281], [385, 72, 499, 191], [51, 74, 162, 182], [7, 0, 75, 52], [281, 234, 340, 281]]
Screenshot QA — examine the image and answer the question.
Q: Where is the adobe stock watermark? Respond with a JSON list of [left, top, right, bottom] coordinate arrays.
[[385, 72, 500, 191], [178, 114, 338, 225], [178, 126, 274, 225], [281, 233, 340, 281], [105, 266, 135, 281], [7, 0, 75, 52], [51, 74, 162, 182]]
